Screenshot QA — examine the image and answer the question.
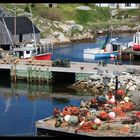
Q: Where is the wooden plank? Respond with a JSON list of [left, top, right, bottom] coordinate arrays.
[[35, 116, 137, 137]]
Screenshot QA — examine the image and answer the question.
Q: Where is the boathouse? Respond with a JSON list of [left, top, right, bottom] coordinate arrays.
[[0, 16, 40, 50]]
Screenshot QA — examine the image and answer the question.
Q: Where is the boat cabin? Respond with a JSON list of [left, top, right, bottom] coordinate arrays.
[[133, 32, 140, 45], [133, 32, 140, 51], [13, 44, 36, 59]]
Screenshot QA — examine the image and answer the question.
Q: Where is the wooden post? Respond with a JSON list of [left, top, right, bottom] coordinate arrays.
[[38, 67, 41, 83], [27, 67, 31, 82], [130, 53, 134, 60], [11, 66, 14, 81], [14, 63, 17, 83], [115, 75, 118, 95], [44, 45, 45, 53], [39, 46, 41, 54], [30, 67, 33, 82]]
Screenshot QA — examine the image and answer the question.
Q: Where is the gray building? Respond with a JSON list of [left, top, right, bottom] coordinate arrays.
[[0, 16, 40, 50]]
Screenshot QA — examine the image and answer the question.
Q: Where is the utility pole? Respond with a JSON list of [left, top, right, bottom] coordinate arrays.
[[116, 3, 119, 10], [29, 4, 37, 54], [14, 6, 16, 48]]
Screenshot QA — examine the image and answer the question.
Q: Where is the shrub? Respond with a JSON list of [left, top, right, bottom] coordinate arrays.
[[75, 9, 94, 25], [40, 8, 63, 21], [24, 5, 30, 12]]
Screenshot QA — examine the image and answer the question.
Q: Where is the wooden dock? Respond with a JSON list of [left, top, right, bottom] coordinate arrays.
[[121, 47, 140, 59], [122, 47, 140, 56], [35, 116, 140, 137], [0, 59, 140, 83]]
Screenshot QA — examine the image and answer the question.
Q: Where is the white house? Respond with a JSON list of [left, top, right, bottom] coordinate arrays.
[[96, 3, 139, 9]]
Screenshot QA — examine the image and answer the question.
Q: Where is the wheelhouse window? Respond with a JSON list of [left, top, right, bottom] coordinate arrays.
[[26, 51, 30, 54], [125, 3, 131, 7]]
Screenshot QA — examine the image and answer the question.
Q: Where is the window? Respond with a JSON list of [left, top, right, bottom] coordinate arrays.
[[125, 3, 131, 7], [26, 51, 30, 54], [49, 4, 52, 8]]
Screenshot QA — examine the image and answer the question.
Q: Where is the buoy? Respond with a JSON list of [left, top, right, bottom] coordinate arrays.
[[108, 112, 115, 119], [97, 95, 107, 104], [120, 101, 125, 104], [105, 95, 109, 101], [64, 115, 71, 122], [116, 89, 125, 96], [80, 120, 85, 126], [92, 124, 98, 130], [109, 96, 115, 104], [94, 118, 102, 125], [124, 96, 129, 102]]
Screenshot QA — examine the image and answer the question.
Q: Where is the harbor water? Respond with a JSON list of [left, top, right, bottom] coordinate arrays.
[[0, 33, 140, 136], [52, 33, 138, 65], [0, 79, 81, 136]]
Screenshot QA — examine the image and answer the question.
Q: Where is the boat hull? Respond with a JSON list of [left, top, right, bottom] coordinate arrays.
[[34, 53, 52, 60], [83, 51, 118, 60], [133, 44, 140, 51]]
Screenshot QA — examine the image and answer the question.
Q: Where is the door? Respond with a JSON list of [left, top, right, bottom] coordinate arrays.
[[19, 34, 22, 42]]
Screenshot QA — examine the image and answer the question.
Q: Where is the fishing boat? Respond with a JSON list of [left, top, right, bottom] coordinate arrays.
[[132, 31, 140, 51], [13, 5, 52, 60], [83, 33, 121, 60], [13, 42, 51, 60], [83, 47, 118, 60], [2, 5, 52, 61]]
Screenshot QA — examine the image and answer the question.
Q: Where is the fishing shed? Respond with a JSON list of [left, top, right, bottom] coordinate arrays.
[[0, 16, 40, 50]]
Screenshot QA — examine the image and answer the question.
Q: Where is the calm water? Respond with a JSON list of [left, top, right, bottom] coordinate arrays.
[[0, 81, 81, 136], [0, 33, 140, 136], [52, 33, 140, 65]]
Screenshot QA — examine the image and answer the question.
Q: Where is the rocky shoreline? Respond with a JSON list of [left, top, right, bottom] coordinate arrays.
[[71, 70, 140, 96], [39, 18, 140, 46], [42, 27, 138, 46]]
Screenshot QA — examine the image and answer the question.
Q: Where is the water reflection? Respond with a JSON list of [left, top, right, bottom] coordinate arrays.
[[0, 82, 81, 136], [4, 97, 12, 113], [51, 97, 70, 105], [11, 82, 52, 100]]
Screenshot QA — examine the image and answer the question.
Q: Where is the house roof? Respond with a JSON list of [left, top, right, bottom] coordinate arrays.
[[0, 16, 40, 34]]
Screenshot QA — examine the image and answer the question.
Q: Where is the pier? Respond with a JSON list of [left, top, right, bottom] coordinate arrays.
[[0, 60, 140, 83], [121, 47, 140, 59]]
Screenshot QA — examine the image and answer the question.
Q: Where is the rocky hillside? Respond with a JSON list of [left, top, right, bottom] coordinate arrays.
[[2, 3, 140, 45]]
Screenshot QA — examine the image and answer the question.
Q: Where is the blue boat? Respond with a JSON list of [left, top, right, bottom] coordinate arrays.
[[83, 33, 121, 60], [83, 47, 118, 60]]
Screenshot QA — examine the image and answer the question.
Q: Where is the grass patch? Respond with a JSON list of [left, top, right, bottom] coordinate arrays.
[[2, 4, 140, 32]]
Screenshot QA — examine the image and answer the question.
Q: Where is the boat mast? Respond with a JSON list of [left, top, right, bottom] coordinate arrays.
[[14, 5, 16, 48], [29, 4, 37, 54], [110, 26, 113, 39]]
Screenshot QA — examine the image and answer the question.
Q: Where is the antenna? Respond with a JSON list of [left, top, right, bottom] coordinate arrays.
[[29, 4, 37, 54]]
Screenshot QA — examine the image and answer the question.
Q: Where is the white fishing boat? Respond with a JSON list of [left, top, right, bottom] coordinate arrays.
[[83, 35, 121, 60], [12, 42, 51, 60]]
